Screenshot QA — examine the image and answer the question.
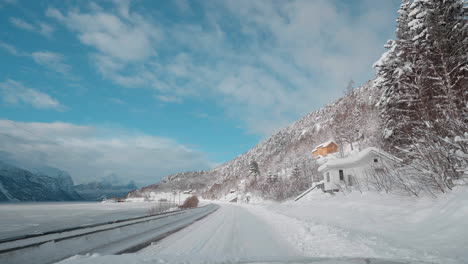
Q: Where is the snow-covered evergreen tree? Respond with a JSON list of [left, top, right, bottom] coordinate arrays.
[[291, 165, 301, 178], [376, 0, 467, 192], [247, 160, 260, 187], [374, 0, 420, 159]]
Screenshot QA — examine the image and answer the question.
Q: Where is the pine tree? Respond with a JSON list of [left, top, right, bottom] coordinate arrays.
[[344, 79, 355, 95], [291, 165, 301, 178], [248, 160, 260, 187], [374, 0, 420, 159], [406, 0, 468, 190], [376, 0, 468, 192], [248, 160, 259, 175]]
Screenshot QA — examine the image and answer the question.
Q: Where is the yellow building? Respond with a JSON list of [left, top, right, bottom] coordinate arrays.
[[312, 140, 338, 157]]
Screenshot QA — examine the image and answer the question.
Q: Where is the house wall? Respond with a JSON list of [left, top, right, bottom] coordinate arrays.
[[322, 153, 388, 191], [323, 169, 339, 191], [323, 168, 362, 191]]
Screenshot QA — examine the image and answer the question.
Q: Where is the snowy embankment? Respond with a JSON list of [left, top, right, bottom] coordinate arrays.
[[246, 187, 468, 264], [0, 204, 218, 264], [125, 191, 198, 204]]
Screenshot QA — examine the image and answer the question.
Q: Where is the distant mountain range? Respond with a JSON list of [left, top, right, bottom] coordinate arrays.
[[0, 161, 137, 202], [0, 161, 81, 202], [74, 174, 137, 201]]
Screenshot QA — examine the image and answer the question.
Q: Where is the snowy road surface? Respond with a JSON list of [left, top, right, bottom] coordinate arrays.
[[57, 203, 433, 264], [140, 203, 297, 261]]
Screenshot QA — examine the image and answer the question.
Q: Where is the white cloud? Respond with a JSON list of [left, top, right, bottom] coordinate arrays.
[[156, 95, 182, 103], [173, 0, 192, 14], [9, 17, 34, 31], [0, 43, 72, 76], [0, 79, 64, 110], [46, 7, 160, 62], [109, 97, 126, 105], [46, 0, 397, 137], [9, 16, 55, 37], [0, 119, 213, 185], [38, 22, 55, 37], [31, 51, 71, 74], [0, 41, 26, 56], [45, 7, 65, 21]]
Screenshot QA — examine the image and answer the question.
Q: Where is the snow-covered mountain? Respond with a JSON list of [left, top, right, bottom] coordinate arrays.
[[74, 174, 137, 201], [129, 81, 382, 200], [0, 161, 82, 202]]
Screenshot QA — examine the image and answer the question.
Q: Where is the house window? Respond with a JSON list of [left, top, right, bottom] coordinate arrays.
[[374, 158, 378, 163], [339, 170, 344, 181], [326, 172, 330, 182]]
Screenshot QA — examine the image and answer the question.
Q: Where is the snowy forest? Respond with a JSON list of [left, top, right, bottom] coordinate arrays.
[[374, 0, 467, 196], [129, 0, 467, 201]]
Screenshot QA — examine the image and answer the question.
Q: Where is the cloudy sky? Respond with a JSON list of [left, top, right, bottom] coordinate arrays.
[[0, 0, 399, 185]]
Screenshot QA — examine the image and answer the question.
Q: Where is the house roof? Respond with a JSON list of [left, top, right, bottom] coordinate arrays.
[[317, 147, 401, 172], [312, 140, 337, 152]]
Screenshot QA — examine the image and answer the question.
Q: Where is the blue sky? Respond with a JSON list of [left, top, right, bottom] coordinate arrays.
[[0, 0, 399, 185]]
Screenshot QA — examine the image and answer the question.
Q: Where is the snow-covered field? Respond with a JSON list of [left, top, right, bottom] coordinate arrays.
[[0, 202, 158, 240], [0, 205, 218, 264]]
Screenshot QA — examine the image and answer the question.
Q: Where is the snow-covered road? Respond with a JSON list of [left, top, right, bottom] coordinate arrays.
[[140, 203, 297, 261], [58, 203, 433, 264]]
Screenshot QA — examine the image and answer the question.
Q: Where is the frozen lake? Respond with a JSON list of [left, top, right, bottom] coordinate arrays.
[[0, 201, 158, 240]]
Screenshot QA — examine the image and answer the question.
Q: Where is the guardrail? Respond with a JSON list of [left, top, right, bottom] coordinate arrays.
[[0, 204, 219, 264]]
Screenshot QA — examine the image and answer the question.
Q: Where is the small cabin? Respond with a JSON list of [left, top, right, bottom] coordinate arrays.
[[312, 140, 338, 157], [318, 147, 401, 192]]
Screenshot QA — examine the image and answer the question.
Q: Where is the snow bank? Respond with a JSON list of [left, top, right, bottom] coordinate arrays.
[[252, 187, 468, 264], [125, 191, 197, 205]]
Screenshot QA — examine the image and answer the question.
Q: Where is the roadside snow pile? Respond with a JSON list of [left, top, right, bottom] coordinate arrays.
[[248, 187, 468, 264], [125, 191, 195, 204]]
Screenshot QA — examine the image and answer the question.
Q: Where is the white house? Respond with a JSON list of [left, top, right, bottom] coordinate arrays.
[[318, 147, 401, 192]]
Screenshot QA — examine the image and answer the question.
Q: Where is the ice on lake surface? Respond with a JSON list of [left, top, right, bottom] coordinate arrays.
[[0, 202, 156, 240]]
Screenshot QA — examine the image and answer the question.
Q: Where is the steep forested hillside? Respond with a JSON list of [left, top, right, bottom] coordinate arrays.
[[129, 81, 382, 200]]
